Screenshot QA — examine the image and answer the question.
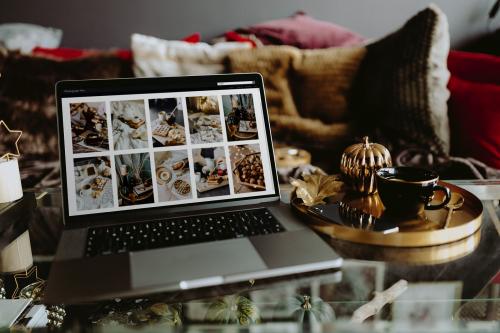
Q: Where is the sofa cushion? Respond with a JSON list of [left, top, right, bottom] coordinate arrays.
[[448, 50, 500, 85], [227, 45, 365, 144], [447, 51, 500, 169], [291, 47, 366, 123], [350, 4, 451, 156], [227, 46, 301, 118], [131, 33, 252, 77], [237, 12, 364, 49]]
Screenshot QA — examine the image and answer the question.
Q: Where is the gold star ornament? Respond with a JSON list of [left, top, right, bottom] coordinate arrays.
[[0, 120, 22, 160]]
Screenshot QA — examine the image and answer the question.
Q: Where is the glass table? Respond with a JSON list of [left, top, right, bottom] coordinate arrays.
[[6, 180, 500, 332]]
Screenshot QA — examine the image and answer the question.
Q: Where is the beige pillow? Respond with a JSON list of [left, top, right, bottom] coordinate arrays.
[[291, 47, 366, 123], [132, 33, 251, 77], [226, 46, 301, 117], [227, 45, 366, 124]]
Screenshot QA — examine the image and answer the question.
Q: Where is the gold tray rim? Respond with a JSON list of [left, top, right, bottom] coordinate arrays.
[[291, 181, 483, 247]]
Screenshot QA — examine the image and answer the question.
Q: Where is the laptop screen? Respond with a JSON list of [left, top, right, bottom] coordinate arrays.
[[59, 77, 277, 217]]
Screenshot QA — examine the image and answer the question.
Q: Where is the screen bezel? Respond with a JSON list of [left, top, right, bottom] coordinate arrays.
[[56, 73, 280, 226]]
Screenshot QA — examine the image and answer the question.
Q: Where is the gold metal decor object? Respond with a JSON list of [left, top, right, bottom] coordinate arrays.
[[291, 181, 482, 248], [275, 147, 311, 169], [0, 278, 5, 299], [340, 136, 392, 194], [327, 229, 480, 265], [19, 277, 67, 328], [0, 120, 23, 160]]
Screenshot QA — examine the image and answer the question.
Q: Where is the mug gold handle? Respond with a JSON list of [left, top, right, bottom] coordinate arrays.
[[425, 185, 451, 210]]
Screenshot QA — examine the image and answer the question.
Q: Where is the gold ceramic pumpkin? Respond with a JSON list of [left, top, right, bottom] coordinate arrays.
[[340, 136, 392, 194]]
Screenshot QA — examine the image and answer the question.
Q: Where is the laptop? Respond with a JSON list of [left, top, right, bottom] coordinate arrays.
[[45, 73, 342, 304]]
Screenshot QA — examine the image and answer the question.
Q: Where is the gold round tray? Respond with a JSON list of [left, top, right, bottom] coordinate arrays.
[[326, 230, 481, 264], [291, 181, 483, 247]]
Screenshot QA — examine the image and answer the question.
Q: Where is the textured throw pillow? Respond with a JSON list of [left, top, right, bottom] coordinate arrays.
[[447, 51, 500, 169], [350, 4, 451, 156], [448, 76, 500, 169], [227, 46, 301, 117], [448, 50, 500, 85], [291, 47, 366, 123], [131, 33, 252, 77], [237, 12, 364, 49], [227, 45, 365, 147]]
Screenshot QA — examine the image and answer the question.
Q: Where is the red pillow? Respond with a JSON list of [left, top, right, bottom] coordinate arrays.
[[224, 31, 257, 47], [237, 12, 364, 49], [448, 50, 500, 85], [32, 33, 202, 60], [448, 75, 500, 169], [182, 32, 201, 44]]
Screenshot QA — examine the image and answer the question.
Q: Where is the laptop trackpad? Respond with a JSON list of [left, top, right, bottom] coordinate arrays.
[[130, 239, 267, 289]]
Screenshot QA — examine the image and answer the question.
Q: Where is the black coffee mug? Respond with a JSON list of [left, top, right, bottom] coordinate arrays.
[[376, 167, 451, 217]]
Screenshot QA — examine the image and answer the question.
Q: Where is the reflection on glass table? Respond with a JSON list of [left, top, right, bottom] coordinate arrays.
[[6, 180, 499, 332]]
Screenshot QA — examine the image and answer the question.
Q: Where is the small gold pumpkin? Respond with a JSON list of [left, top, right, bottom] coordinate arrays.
[[340, 136, 392, 194]]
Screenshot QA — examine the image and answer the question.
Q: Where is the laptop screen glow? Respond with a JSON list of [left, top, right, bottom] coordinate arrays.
[[60, 87, 276, 216]]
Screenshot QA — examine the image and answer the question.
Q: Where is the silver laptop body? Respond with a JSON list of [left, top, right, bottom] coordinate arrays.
[[45, 73, 342, 304]]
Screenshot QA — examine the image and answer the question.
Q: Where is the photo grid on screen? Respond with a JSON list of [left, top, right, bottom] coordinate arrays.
[[63, 89, 274, 216]]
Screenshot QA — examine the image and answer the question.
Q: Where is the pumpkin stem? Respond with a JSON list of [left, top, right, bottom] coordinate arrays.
[[363, 136, 370, 148]]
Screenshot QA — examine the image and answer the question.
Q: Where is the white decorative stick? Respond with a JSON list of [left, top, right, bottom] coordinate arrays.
[[351, 279, 408, 323]]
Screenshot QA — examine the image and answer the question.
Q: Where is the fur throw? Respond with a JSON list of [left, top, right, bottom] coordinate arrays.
[[0, 49, 132, 186]]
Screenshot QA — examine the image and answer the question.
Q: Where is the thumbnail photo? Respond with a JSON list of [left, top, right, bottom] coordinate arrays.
[[115, 153, 154, 206], [149, 98, 187, 147], [70, 102, 109, 153], [222, 94, 258, 141], [229, 144, 266, 193], [193, 147, 229, 198], [186, 96, 223, 144], [73, 156, 114, 211], [111, 100, 148, 150], [154, 150, 192, 202]]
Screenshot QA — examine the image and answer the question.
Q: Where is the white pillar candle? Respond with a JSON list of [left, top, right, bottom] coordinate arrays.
[[0, 231, 33, 273], [0, 158, 23, 203]]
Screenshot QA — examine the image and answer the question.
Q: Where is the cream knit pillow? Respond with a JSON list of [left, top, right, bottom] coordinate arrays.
[[132, 33, 252, 77]]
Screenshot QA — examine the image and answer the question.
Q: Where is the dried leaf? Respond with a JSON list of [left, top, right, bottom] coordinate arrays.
[[291, 174, 344, 206]]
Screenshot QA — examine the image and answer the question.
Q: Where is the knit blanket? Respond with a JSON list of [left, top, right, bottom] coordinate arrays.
[[0, 48, 132, 187]]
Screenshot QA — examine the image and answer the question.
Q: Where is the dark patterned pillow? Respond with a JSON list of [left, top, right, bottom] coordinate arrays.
[[350, 4, 450, 156], [0, 49, 132, 186]]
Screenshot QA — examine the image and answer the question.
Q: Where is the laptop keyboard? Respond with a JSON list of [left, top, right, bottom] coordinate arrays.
[[84, 208, 285, 257]]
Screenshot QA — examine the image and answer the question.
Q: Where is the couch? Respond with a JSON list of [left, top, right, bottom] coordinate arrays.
[[0, 6, 498, 188]]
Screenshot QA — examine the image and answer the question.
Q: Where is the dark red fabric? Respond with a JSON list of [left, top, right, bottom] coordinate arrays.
[[224, 31, 256, 47], [448, 50, 500, 85], [32, 47, 132, 60], [32, 47, 87, 59], [115, 49, 133, 61], [237, 12, 364, 49], [448, 75, 500, 169], [182, 32, 201, 43]]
